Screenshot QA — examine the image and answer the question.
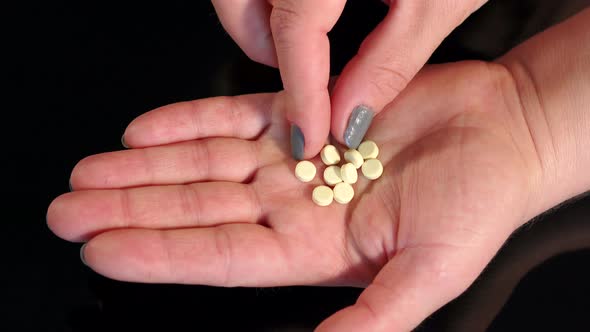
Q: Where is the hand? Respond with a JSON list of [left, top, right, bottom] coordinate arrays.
[[210, 0, 489, 159], [47, 61, 543, 331]]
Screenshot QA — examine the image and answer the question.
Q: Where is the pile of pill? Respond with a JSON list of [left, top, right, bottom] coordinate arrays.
[[294, 140, 383, 206]]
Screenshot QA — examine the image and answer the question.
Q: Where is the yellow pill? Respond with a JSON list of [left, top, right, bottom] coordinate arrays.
[[312, 185, 334, 206], [295, 160, 316, 182], [361, 159, 383, 180], [344, 149, 364, 169], [358, 140, 379, 159], [333, 182, 354, 204], [340, 163, 358, 184], [323, 165, 342, 186], [321, 145, 341, 166]]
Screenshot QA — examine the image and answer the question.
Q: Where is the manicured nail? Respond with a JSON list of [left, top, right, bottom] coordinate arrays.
[[121, 134, 129, 148], [290, 124, 305, 160], [80, 243, 88, 265], [344, 105, 374, 149]]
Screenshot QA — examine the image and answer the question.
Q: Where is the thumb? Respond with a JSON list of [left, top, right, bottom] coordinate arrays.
[[332, 0, 488, 148], [211, 0, 277, 67], [316, 244, 497, 332]]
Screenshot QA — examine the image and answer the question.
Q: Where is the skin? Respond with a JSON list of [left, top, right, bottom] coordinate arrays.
[[47, 7, 590, 332], [211, 0, 489, 157]]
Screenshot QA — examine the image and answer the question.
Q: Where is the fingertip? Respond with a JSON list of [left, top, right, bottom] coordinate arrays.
[[46, 196, 62, 236], [121, 133, 129, 149], [295, 112, 332, 160], [76, 229, 172, 284], [69, 155, 90, 192], [68, 154, 98, 190], [290, 121, 329, 160], [342, 105, 375, 149], [46, 193, 83, 243], [119, 115, 142, 148], [281, 86, 331, 159], [80, 243, 88, 266], [243, 33, 278, 68], [290, 124, 305, 160]]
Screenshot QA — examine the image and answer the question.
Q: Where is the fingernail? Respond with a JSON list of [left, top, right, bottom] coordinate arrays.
[[121, 134, 129, 149], [290, 124, 305, 160], [68, 180, 73, 192], [80, 243, 88, 265], [344, 105, 374, 149]]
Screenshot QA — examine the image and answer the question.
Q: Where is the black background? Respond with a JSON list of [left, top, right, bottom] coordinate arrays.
[[10, 1, 590, 331]]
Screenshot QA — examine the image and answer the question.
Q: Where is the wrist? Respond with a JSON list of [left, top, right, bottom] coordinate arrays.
[[497, 59, 561, 225], [496, 7, 590, 225]]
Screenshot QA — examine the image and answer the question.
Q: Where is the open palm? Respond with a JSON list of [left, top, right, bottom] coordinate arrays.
[[48, 61, 540, 331]]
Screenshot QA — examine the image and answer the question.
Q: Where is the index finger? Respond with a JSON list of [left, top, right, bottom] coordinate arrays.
[[269, 0, 346, 159]]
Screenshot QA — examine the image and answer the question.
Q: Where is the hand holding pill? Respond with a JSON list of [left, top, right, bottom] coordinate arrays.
[[48, 59, 580, 332]]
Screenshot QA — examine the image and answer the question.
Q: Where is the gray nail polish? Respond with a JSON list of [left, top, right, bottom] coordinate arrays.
[[121, 134, 129, 149], [344, 105, 374, 149], [80, 243, 88, 265], [290, 124, 305, 160]]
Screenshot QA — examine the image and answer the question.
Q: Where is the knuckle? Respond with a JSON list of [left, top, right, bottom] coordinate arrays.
[[208, 96, 240, 136], [270, 0, 300, 16], [367, 64, 411, 99], [226, 98, 244, 138], [214, 227, 234, 286], [190, 140, 212, 180], [402, 0, 479, 28], [356, 295, 380, 324], [269, 1, 302, 46], [438, 0, 481, 25], [118, 189, 133, 227], [178, 185, 197, 224]]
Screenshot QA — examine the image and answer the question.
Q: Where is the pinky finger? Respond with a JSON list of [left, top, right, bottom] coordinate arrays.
[[82, 225, 296, 287], [83, 223, 350, 287]]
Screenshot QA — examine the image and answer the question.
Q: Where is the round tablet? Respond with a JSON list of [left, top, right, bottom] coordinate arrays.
[[361, 159, 383, 180], [358, 140, 379, 159], [323, 165, 342, 186], [344, 149, 364, 169], [321, 145, 341, 166], [333, 182, 354, 204], [295, 160, 316, 182], [312, 185, 334, 206], [340, 163, 358, 184]]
